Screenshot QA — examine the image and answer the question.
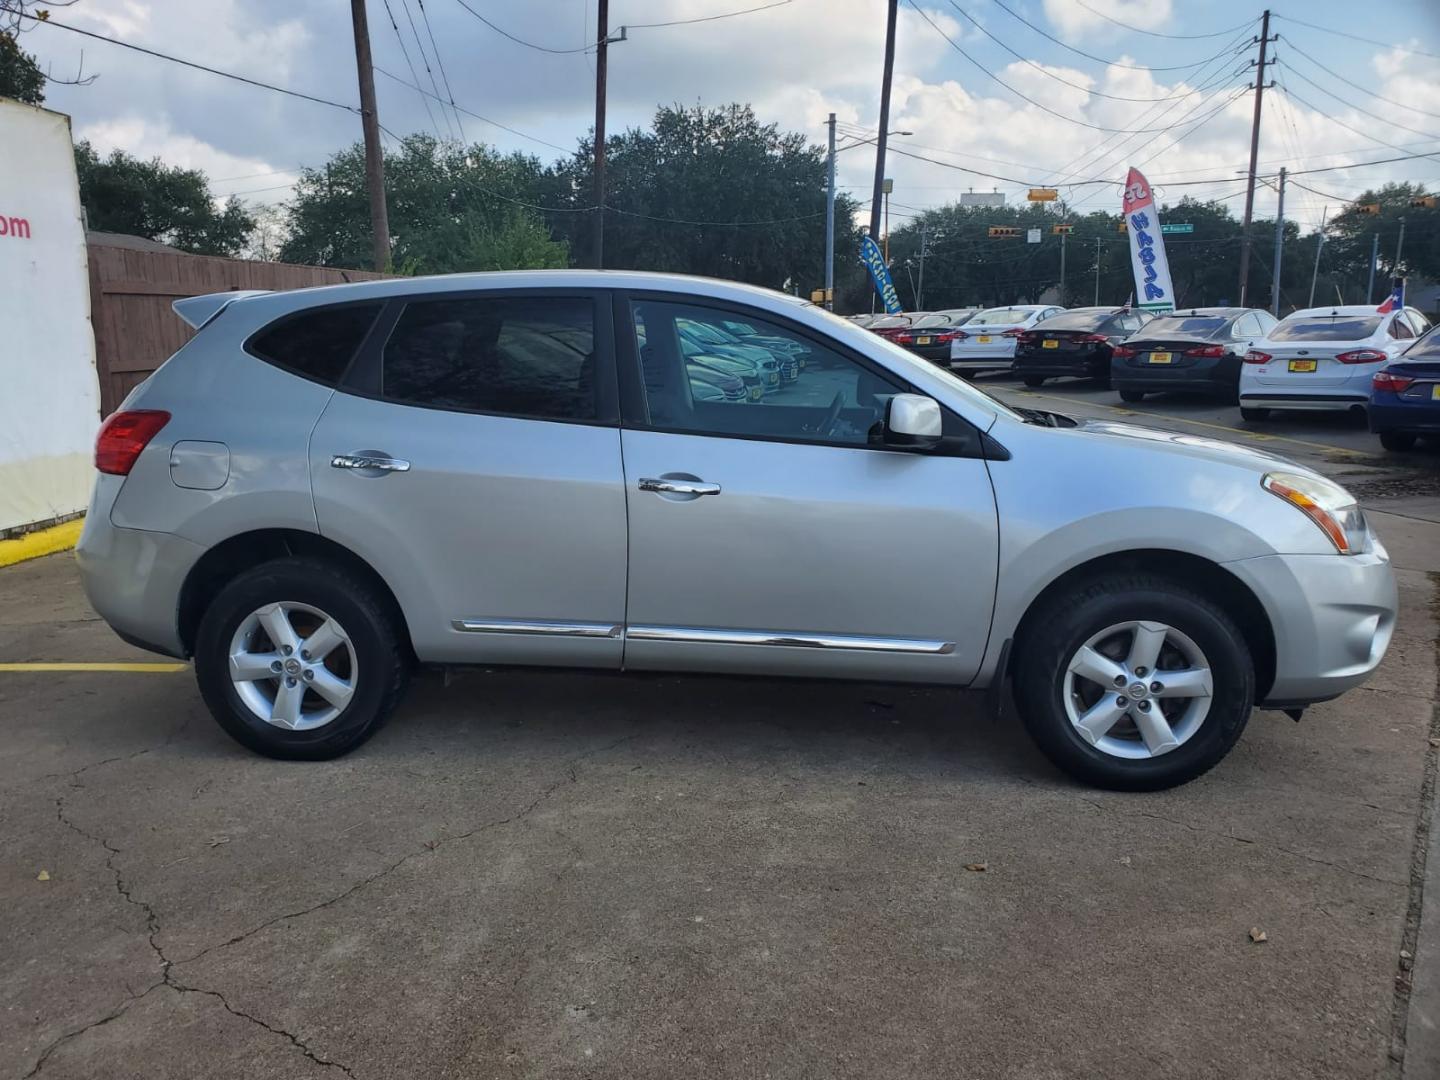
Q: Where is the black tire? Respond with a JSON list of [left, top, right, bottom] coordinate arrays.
[[1239, 406, 1269, 422], [1012, 573, 1254, 791], [1022, 375, 1045, 388], [1119, 389, 1145, 403], [1379, 430, 1416, 452], [194, 557, 409, 760]]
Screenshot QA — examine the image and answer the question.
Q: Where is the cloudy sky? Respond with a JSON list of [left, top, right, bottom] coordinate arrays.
[[19, 0, 1440, 231]]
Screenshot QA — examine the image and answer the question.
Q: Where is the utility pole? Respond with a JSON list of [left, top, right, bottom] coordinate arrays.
[[1236, 8, 1272, 307], [1308, 205, 1328, 308], [917, 221, 928, 310], [349, 0, 390, 272], [1366, 232, 1379, 301], [825, 113, 836, 311], [1270, 166, 1286, 317], [884, 180, 892, 261], [1093, 236, 1101, 304], [1059, 230, 1067, 306], [869, 0, 898, 242], [592, 0, 610, 269], [1394, 216, 1407, 277]]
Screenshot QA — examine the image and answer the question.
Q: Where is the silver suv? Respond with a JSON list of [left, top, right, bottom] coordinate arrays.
[[77, 271, 1396, 790]]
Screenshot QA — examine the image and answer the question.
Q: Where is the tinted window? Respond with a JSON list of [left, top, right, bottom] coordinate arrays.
[[1271, 315, 1382, 341], [912, 314, 954, 329], [870, 315, 911, 329], [1141, 315, 1228, 337], [382, 296, 596, 421], [1035, 311, 1111, 331], [248, 302, 382, 385], [969, 308, 1035, 326], [632, 300, 903, 447], [1403, 329, 1440, 360]]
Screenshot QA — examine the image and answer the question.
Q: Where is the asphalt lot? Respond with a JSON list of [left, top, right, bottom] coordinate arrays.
[[3, 386, 1439, 1079]]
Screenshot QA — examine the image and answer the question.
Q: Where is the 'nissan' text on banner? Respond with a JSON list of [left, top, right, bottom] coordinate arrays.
[[1122, 167, 1176, 315]]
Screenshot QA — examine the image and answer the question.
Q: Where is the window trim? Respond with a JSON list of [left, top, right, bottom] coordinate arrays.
[[612, 290, 984, 458], [242, 298, 388, 388], [337, 288, 620, 427]]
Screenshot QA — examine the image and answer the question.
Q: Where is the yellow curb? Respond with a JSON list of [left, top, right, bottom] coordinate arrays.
[[0, 662, 189, 673], [0, 519, 84, 569]]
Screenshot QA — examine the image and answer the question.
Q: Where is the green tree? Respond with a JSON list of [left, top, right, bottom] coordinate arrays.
[[282, 134, 570, 273], [74, 141, 255, 255], [0, 30, 45, 104]]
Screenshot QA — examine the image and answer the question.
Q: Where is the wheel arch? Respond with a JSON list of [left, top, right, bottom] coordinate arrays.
[[177, 528, 416, 661], [1007, 549, 1276, 702]]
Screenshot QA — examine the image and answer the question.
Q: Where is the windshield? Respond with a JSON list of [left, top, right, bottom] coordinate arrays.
[[1035, 312, 1111, 331], [912, 314, 954, 329], [969, 308, 1033, 326], [1140, 315, 1228, 336], [1271, 315, 1382, 341]]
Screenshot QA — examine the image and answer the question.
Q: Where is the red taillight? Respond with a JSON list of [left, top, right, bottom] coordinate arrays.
[[1079, 333, 1110, 344], [1001, 328, 1024, 338], [95, 410, 170, 475], [1113, 345, 1137, 359], [1373, 370, 1415, 392], [934, 331, 958, 342], [1336, 348, 1387, 365], [951, 330, 968, 340], [1244, 349, 1271, 365], [1184, 344, 1226, 358], [1017, 331, 1039, 344]]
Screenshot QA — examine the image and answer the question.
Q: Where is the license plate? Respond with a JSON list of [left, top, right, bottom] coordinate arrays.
[[916, 336, 931, 345], [749, 386, 762, 401], [1149, 351, 1173, 364], [1432, 385, 1440, 400], [1288, 359, 1317, 373], [977, 335, 992, 344], [767, 373, 779, 384], [1042, 339, 1059, 349]]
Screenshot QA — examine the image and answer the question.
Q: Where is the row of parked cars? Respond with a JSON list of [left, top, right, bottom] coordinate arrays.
[[850, 303, 1440, 452]]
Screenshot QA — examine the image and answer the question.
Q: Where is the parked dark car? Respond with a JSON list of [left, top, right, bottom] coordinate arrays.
[[891, 310, 981, 364], [866, 313, 926, 344], [1111, 307, 1278, 403], [1013, 308, 1151, 388], [1369, 329, 1440, 451]]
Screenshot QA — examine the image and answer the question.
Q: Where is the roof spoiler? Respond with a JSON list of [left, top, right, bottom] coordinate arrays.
[[172, 290, 270, 330]]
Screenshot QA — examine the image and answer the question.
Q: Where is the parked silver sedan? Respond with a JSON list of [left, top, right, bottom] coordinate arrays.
[[77, 271, 1396, 790]]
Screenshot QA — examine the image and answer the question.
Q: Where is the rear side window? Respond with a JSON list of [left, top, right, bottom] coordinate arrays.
[[1403, 329, 1440, 361], [382, 296, 597, 421], [247, 302, 383, 385]]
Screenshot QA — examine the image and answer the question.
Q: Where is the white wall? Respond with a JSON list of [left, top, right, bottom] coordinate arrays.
[[0, 98, 100, 533]]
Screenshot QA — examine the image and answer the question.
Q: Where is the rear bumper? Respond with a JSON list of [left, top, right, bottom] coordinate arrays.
[[1368, 397, 1440, 434], [906, 343, 952, 363], [1113, 356, 1237, 394], [1239, 392, 1368, 411], [1012, 354, 1105, 377], [1223, 544, 1397, 706], [75, 477, 202, 658]]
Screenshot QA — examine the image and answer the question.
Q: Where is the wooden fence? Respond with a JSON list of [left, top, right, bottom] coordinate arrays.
[[87, 241, 390, 415]]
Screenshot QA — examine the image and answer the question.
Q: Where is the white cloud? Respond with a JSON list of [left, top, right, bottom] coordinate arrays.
[[1042, 0, 1176, 38]]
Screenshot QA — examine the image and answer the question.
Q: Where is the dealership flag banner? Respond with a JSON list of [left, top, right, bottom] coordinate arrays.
[[859, 234, 902, 314], [1122, 168, 1176, 315]]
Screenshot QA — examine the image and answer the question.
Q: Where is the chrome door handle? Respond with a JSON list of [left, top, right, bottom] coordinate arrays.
[[331, 454, 410, 472], [638, 477, 720, 496]]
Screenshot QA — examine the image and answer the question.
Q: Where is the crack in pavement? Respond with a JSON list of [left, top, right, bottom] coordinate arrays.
[[174, 731, 641, 968], [1075, 797, 1409, 888]]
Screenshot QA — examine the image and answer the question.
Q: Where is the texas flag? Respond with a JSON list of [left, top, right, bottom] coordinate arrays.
[[1377, 281, 1404, 313]]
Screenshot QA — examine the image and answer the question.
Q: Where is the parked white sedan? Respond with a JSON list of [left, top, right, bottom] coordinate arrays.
[[949, 304, 1065, 374], [1239, 304, 1432, 420]]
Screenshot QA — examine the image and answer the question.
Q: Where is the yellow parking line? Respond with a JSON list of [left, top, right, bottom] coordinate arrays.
[[0, 662, 189, 673], [1009, 390, 1372, 458]]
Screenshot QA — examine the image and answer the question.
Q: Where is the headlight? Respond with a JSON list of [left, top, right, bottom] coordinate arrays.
[[1262, 471, 1368, 555]]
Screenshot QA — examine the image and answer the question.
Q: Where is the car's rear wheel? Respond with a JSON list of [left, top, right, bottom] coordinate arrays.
[[1013, 574, 1254, 791], [1379, 431, 1416, 452], [1240, 407, 1269, 422], [194, 558, 409, 760], [1118, 389, 1145, 403], [1023, 375, 1045, 388]]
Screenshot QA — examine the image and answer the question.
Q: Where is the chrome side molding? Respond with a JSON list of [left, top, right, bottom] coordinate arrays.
[[451, 619, 622, 638], [625, 625, 955, 654]]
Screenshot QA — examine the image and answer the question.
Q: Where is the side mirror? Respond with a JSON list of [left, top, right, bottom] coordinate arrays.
[[884, 393, 942, 449]]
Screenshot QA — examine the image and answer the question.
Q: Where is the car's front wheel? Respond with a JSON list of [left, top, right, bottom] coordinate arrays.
[[194, 558, 409, 760], [1012, 574, 1254, 790]]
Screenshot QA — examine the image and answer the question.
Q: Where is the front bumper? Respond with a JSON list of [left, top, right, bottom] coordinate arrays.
[[75, 476, 204, 658], [1223, 544, 1397, 707]]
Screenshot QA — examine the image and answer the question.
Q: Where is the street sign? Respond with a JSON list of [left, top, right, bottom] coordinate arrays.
[[1027, 228, 1041, 244], [1159, 223, 1194, 234], [1028, 188, 1058, 202]]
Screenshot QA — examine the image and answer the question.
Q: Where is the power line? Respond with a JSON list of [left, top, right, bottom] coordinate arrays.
[[416, 0, 465, 139], [606, 204, 824, 226], [1072, 0, 1257, 40], [1277, 84, 1440, 160], [18, 12, 362, 115], [624, 0, 793, 30], [1276, 60, 1440, 143], [1272, 14, 1440, 61], [372, 65, 574, 153], [907, 2, 1250, 135], [987, 0, 1257, 72], [1280, 39, 1440, 122], [943, 1, 1220, 103], [450, 0, 598, 53], [379, 0, 445, 139], [398, 0, 457, 138]]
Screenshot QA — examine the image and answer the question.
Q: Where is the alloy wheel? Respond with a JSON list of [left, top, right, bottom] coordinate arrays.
[[228, 602, 357, 730]]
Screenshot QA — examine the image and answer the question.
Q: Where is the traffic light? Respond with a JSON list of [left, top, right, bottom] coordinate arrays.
[[1052, 224, 1074, 235], [1116, 221, 1128, 233], [1410, 195, 1437, 208], [1356, 203, 1382, 215], [988, 226, 1021, 238], [1027, 188, 1058, 202]]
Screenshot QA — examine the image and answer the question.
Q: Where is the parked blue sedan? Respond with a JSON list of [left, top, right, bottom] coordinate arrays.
[[1370, 329, 1440, 451]]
